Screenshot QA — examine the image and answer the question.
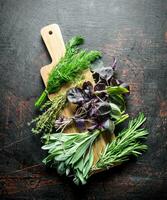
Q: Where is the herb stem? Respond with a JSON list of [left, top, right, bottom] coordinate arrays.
[[35, 90, 48, 108]]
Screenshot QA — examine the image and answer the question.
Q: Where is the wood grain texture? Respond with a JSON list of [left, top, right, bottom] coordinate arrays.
[[0, 0, 167, 199], [40, 24, 66, 95]]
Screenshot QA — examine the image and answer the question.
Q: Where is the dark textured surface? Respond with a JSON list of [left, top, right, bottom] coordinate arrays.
[[0, 0, 167, 199]]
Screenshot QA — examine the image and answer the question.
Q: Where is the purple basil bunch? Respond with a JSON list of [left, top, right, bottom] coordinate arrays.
[[55, 58, 129, 133]]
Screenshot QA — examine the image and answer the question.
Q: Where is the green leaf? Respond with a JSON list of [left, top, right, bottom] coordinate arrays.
[[42, 142, 57, 150], [115, 114, 129, 125], [76, 157, 84, 171], [70, 139, 92, 165], [109, 94, 125, 112], [75, 170, 86, 185], [83, 148, 94, 177], [57, 162, 66, 175], [41, 130, 100, 185], [110, 103, 122, 117], [42, 153, 55, 164], [67, 36, 84, 48], [107, 86, 129, 95]]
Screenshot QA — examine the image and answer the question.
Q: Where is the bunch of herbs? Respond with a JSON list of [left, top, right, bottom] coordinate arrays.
[[35, 36, 101, 107], [94, 113, 148, 170], [42, 130, 101, 185], [54, 59, 129, 133]]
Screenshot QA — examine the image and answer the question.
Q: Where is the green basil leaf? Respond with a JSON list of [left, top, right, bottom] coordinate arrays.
[[107, 86, 129, 95]]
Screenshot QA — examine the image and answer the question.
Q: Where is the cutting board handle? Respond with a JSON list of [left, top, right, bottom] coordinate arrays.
[[40, 24, 66, 65]]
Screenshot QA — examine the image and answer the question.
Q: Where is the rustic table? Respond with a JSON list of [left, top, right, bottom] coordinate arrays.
[[0, 0, 167, 199]]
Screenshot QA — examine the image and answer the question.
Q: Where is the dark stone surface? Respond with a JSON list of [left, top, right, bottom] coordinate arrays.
[[0, 0, 167, 199]]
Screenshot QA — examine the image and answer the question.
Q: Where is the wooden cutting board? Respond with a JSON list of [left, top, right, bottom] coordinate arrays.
[[40, 24, 113, 165]]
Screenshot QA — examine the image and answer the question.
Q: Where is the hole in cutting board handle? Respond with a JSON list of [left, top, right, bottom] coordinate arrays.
[[49, 30, 53, 35]]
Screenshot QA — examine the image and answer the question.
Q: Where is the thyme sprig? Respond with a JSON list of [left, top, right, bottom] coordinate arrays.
[[30, 79, 85, 135], [29, 92, 66, 135]]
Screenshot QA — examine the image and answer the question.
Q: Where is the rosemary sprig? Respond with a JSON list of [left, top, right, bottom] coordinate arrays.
[[35, 36, 101, 107], [94, 113, 148, 170], [42, 130, 101, 185]]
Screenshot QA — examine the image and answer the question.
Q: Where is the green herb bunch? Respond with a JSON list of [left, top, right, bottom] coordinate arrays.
[[41, 113, 148, 185], [42, 130, 100, 185], [31, 36, 149, 185], [95, 113, 148, 170], [35, 36, 101, 108], [29, 93, 66, 135]]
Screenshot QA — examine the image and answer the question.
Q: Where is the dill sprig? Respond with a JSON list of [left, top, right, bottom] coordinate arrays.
[[94, 113, 148, 170], [35, 36, 101, 107]]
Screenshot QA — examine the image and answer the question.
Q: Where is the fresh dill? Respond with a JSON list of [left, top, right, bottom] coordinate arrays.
[[35, 36, 101, 107]]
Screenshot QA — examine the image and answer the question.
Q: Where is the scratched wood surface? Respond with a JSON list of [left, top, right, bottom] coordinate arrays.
[[0, 0, 167, 199]]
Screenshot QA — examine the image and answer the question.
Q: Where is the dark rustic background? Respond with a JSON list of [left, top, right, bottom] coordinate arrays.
[[0, 0, 167, 199]]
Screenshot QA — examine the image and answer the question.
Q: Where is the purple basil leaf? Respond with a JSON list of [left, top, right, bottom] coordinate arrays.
[[95, 67, 114, 81], [94, 83, 106, 91], [75, 118, 86, 131], [82, 81, 94, 102], [96, 102, 111, 116], [67, 88, 84, 104], [92, 72, 100, 83], [98, 92, 109, 102], [82, 81, 93, 95], [82, 101, 91, 110], [75, 106, 88, 118], [90, 98, 98, 107], [111, 78, 123, 86], [89, 106, 98, 117]]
